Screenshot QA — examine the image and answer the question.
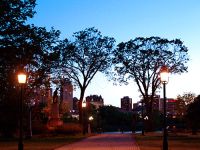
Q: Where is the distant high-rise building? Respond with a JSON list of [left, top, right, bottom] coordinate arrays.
[[121, 96, 132, 111], [133, 95, 160, 115], [160, 98, 177, 116], [133, 102, 139, 110], [86, 95, 104, 109], [60, 79, 73, 111], [34, 87, 52, 106], [133, 95, 185, 118]]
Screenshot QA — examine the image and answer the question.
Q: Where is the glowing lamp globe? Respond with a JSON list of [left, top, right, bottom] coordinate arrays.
[[18, 73, 27, 84], [82, 100, 86, 108], [160, 66, 169, 83]]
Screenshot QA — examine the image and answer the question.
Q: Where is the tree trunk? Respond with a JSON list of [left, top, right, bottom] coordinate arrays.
[[59, 86, 63, 114], [78, 88, 85, 124], [145, 96, 153, 131]]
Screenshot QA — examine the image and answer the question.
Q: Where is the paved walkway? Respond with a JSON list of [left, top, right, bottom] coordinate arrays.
[[55, 133, 140, 150]]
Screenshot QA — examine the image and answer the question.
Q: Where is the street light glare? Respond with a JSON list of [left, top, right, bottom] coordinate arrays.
[[89, 116, 94, 121], [160, 66, 169, 83], [18, 73, 27, 84], [160, 72, 169, 83], [82, 100, 86, 108]]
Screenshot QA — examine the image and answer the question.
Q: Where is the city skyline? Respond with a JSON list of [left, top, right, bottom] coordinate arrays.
[[30, 0, 200, 107]]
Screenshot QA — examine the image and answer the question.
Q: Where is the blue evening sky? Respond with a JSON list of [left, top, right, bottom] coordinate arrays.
[[31, 0, 200, 107]]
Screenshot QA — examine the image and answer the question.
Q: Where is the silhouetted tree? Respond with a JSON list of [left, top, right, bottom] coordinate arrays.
[[0, 0, 60, 137], [177, 92, 196, 106], [186, 95, 200, 134], [56, 27, 115, 123], [112, 37, 189, 130], [99, 106, 133, 132], [176, 94, 188, 117]]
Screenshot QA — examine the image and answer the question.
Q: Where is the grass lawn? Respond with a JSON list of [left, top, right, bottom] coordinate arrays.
[[134, 132, 200, 150], [0, 134, 85, 150]]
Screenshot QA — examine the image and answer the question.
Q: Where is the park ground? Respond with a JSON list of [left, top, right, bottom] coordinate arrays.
[[0, 134, 85, 150], [0, 132, 200, 150], [134, 132, 200, 150]]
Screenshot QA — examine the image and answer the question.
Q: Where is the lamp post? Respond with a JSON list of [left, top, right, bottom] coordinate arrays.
[[141, 98, 144, 135], [82, 100, 87, 135], [88, 116, 94, 134], [27, 100, 35, 138], [160, 66, 169, 150], [18, 73, 27, 150]]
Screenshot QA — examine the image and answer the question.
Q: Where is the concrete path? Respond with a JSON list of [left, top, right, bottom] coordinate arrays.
[[55, 133, 140, 150]]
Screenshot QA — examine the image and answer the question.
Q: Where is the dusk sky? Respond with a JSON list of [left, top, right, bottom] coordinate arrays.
[[30, 0, 200, 107]]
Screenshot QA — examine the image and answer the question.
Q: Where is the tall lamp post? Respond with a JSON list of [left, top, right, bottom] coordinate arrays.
[[82, 100, 87, 135], [27, 100, 35, 138], [88, 116, 94, 134], [141, 98, 144, 135], [160, 66, 169, 150], [18, 72, 27, 150]]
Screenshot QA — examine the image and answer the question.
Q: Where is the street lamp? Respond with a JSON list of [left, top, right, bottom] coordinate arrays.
[[27, 100, 35, 138], [82, 100, 87, 135], [89, 116, 94, 121], [18, 72, 27, 150], [141, 98, 144, 136], [88, 116, 94, 134], [160, 66, 169, 150], [82, 100, 86, 108], [18, 73, 27, 84]]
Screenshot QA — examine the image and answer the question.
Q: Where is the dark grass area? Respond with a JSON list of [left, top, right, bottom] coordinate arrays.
[[134, 132, 200, 150], [0, 134, 85, 150]]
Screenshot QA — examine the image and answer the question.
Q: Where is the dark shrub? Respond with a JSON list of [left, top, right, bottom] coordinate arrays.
[[55, 123, 82, 134]]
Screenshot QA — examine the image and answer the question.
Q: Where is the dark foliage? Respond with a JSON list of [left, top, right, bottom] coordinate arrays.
[[0, 0, 60, 137], [112, 36, 189, 130], [55, 27, 115, 123], [186, 95, 200, 134], [98, 106, 133, 132]]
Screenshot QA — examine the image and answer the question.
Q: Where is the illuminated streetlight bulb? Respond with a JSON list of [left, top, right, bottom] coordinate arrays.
[[18, 73, 27, 84]]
